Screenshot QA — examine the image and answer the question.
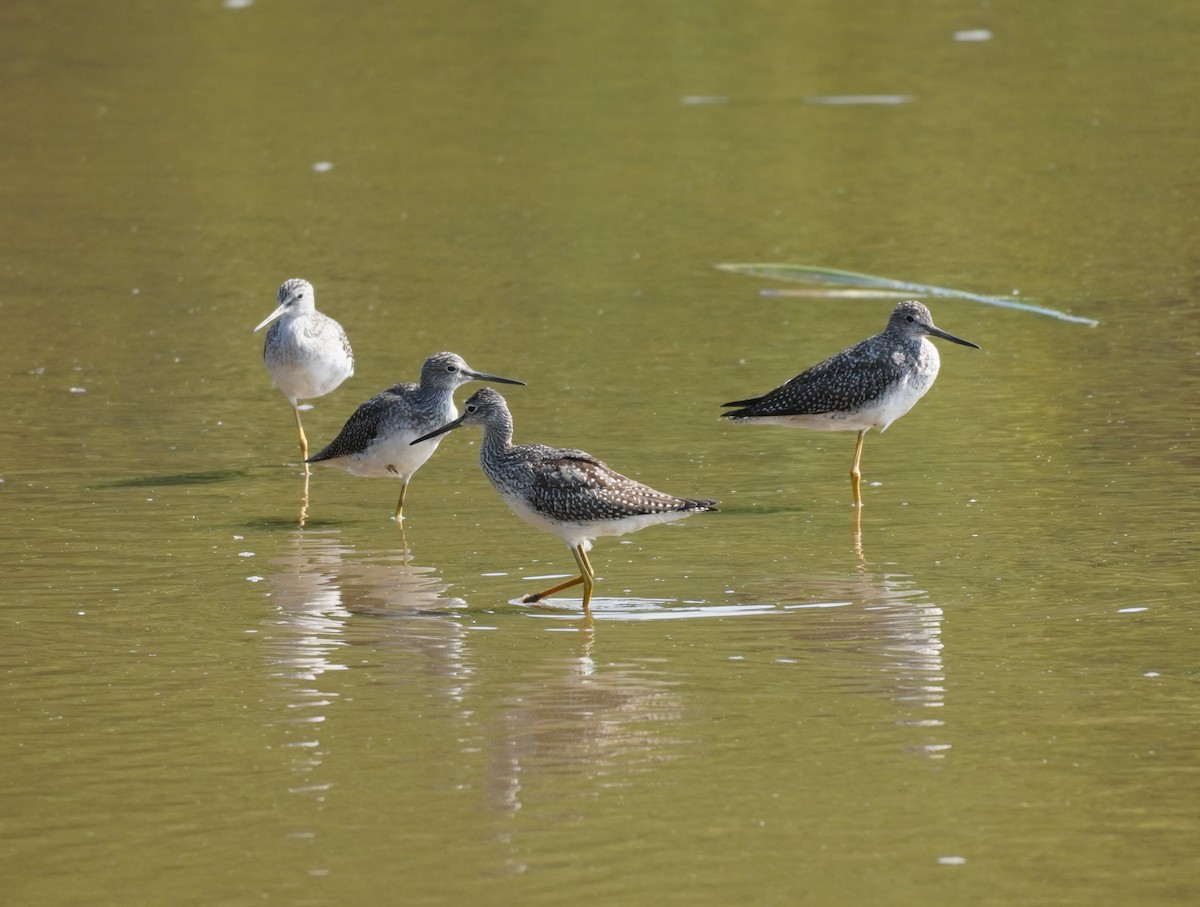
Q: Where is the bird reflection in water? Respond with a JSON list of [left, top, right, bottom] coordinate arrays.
[[480, 624, 685, 819], [298, 471, 311, 528], [256, 530, 471, 802], [744, 553, 950, 760]]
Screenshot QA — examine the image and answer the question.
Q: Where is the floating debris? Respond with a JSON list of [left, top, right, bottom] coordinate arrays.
[[760, 288, 915, 299], [716, 263, 1099, 326], [681, 95, 729, 105], [954, 29, 993, 42]]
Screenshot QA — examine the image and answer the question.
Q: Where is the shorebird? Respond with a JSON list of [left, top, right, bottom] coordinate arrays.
[[254, 278, 354, 470], [412, 387, 718, 610], [307, 353, 524, 521], [722, 300, 978, 507]]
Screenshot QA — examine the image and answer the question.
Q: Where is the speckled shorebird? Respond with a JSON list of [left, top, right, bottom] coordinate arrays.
[[411, 387, 718, 610], [306, 353, 525, 521], [722, 300, 979, 507], [254, 278, 354, 469]]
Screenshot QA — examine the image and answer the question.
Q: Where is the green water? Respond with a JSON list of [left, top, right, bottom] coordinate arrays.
[[3, 2, 1199, 905]]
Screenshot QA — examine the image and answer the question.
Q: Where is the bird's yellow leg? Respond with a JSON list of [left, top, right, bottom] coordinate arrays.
[[522, 544, 596, 606], [574, 544, 596, 611], [523, 572, 585, 603], [394, 482, 408, 522], [293, 404, 310, 474], [850, 430, 865, 509]]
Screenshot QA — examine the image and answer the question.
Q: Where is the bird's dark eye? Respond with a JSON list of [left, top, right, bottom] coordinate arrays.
[[446, 365, 458, 373], [906, 315, 915, 322], [466, 404, 477, 413]]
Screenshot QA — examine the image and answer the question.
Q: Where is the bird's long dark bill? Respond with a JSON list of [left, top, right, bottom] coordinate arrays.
[[928, 325, 980, 349], [468, 371, 526, 386], [411, 418, 464, 445]]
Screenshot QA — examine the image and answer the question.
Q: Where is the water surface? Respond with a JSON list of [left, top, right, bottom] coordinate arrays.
[[3, 2, 1199, 905]]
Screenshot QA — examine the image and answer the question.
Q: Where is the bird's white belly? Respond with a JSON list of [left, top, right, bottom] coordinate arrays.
[[747, 407, 890, 433], [268, 321, 353, 401], [340, 432, 443, 480], [500, 491, 694, 550], [272, 358, 350, 401], [870, 372, 934, 431]]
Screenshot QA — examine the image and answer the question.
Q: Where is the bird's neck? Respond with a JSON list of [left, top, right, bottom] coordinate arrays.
[[478, 415, 515, 460], [418, 384, 453, 406]]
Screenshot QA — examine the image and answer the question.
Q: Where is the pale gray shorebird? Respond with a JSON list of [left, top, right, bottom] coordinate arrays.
[[307, 353, 525, 521], [412, 387, 718, 611], [254, 278, 354, 469], [722, 300, 979, 508]]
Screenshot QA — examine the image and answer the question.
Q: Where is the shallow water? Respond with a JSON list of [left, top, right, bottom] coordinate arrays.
[[3, 2, 1200, 905]]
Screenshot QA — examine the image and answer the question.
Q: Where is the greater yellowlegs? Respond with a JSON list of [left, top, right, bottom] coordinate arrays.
[[722, 300, 979, 507], [254, 278, 354, 469], [412, 387, 718, 610], [306, 353, 525, 521]]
